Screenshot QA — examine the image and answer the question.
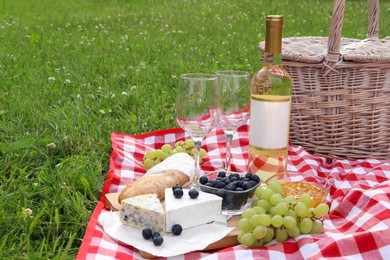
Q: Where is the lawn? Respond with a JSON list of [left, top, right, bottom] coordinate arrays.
[[1, 0, 389, 258]]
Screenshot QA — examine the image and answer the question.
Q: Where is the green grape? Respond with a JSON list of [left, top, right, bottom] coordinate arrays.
[[161, 152, 170, 160], [271, 215, 284, 228], [255, 187, 262, 199], [283, 216, 297, 229], [286, 226, 301, 237], [250, 214, 261, 227], [268, 181, 284, 195], [273, 202, 288, 216], [285, 195, 296, 204], [199, 148, 207, 157], [190, 148, 195, 156], [311, 220, 324, 234], [238, 218, 253, 232], [261, 188, 275, 201], [285, 209, 297, 219], [257, 199, 271, 212], [252, 225, 268, 240], [154, 158, 161, 164], [300, 193, 312, 208], [161, 144, 172, 154], [237, 231, 245, 244], [185, 139, 194, 148], [198, 157, 203, 164], [251, 199, 259, 207], [314, 203, 330, 218], [299, 217, 313, 234], [294, 202, 310, 218], [242, 208, 257, 219], [144, 150, 156, 160], [143, 158, 154, 169], [252, 206, 266, 214], [174, 146, 186, 153], [258, 214, 272, 226], [270, 193, 283, 206], [263, 227, 275, 244], [240, 233, 256, 247], [175, 141, 184, 147], [154, 150, 164, 160], [275, 228, 288, 242]]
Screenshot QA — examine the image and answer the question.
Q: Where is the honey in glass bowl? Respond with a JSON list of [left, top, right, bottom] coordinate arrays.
[[265, 172, 332, 207]]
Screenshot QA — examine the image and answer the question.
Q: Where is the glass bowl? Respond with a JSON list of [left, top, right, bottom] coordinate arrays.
[[198, 171, 262, 215], [265, 171, 332, 207]]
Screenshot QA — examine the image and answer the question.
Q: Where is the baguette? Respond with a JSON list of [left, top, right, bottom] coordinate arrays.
[[118, 169, 190, 203]]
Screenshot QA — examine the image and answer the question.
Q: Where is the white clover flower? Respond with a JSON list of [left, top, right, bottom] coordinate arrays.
[[111, 93, 115, 98], [64, 79, 71, 84], [99, 110, 105, 114], [121, 91, 128, 96], [131, 86, 137, 91], [23, 208, 33, 218], [171, 75, 177, 80], [48, 77, 56, 83], [47, 142, 56, 149]]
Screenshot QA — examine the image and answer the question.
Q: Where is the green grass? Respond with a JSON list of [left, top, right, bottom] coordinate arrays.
[[1, 0, 389, 258]]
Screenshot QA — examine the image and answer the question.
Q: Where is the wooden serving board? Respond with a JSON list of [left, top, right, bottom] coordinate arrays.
[[104, 192, 240, 258]]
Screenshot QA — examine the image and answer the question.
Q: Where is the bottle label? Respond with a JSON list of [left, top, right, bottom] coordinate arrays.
[[249, 94, 291, 153]]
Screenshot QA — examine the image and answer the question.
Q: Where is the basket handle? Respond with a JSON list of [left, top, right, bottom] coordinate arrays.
[[323, 0, 380, 74]]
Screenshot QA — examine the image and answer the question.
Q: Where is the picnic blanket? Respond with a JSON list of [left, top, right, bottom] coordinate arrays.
[[77, 125, 390, 259]]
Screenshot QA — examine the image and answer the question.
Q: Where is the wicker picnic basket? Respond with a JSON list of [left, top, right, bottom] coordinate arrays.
[[259, 0, 390, 159]]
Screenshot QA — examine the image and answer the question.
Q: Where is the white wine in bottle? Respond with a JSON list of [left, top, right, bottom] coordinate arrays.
[[248, 15, 292, 182]]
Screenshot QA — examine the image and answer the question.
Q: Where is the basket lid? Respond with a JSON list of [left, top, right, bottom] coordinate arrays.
[[259, 36, 390, 63]]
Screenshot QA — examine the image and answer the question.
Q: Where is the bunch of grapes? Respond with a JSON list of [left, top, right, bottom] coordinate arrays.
[[142, 139, 207, 169], [237, 181, 330, 247]]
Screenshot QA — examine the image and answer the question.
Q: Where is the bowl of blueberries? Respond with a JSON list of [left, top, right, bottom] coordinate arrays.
[[198, 171, 262, 215]]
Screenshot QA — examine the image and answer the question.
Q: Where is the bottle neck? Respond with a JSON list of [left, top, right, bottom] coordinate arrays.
[[263, 52, 282, 66]]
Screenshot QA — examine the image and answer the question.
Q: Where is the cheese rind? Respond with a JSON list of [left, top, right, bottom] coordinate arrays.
[[164, 188, 222, 231], [120, 194, 166, 234]]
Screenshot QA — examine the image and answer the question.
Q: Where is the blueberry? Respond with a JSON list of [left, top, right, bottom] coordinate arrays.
[[153, 235, 164, 246], [245, 172, 253, 179], [218, 171, 226, 178], [188, 189, 199, 199], [236, 180, 244, 187], [151, 232, 160, 239], [224, 184, 236, 191], [173, 188, 184, 198], [172, 184, 182, 192], [242, 182, 252, 190], [229, 173, 240, 180], [230, 176, 238, 182], [241, 178, 250, 182], [250, 174, 260, 183], [199, 175, 208, 185], [172, 224, 183, 235], [142, 228, 153, 240], [205, 181, 213, 187], [209, 180, 218, 187], [249, 180, 258, 187]]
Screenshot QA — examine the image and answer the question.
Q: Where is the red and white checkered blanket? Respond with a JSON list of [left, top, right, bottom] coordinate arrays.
[[77, 125, 390, 259]]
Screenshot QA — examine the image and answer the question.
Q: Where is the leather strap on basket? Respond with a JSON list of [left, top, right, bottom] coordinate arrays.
[[323, 0, 380, 75]]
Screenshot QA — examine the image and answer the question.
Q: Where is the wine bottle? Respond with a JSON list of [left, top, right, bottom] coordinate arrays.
[[248, 15, 292, 182]]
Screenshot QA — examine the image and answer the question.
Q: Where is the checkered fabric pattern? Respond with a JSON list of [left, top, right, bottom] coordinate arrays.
[[77, 125, 390, 259]]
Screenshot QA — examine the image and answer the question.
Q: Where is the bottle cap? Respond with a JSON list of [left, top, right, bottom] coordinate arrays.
[[265, 15, 283, 54]]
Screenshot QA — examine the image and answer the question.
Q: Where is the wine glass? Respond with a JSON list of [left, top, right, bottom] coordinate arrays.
[[215, 70, 250, 174], [175, 73, 219, 187]]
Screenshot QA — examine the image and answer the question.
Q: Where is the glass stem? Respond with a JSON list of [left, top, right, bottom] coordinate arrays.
[[225, 132, 234, 174], [192, 139, 202, 188]]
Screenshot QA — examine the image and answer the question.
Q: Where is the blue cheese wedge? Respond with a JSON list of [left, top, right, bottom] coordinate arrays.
[[164, 188, 223, 231], [119, 194, 166, 234]]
